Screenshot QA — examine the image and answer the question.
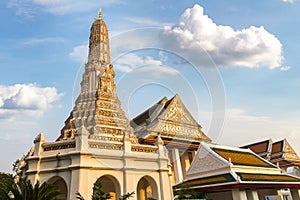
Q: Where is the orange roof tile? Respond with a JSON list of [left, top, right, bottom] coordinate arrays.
[[212, 147, 277, 168]]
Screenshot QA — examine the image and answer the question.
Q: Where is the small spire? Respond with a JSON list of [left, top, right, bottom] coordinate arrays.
[[97, 7, 103, 19]]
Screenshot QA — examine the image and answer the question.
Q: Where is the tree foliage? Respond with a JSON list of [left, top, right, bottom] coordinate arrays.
[[76, 180, 135, 200], [92, 179, 112, 200], [0, 177, 61, 200], [174, 186, 207, 200], [119, 191, 134, 200], [76, 180, 111, 200], [0, 172, 14, 194]]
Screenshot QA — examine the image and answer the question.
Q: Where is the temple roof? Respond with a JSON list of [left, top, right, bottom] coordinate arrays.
[[211, 147, 277, 169], [236, 172, 300, 183], [174, 142, 300, 192], [174, 172, 300, 191], [131, 96, 168, 127], [240, 138, 300, 168], [175, 173, 236, 189], [240, 138, 272, 159], [130, 94, 211, 147], [187, 143, 278, 180]]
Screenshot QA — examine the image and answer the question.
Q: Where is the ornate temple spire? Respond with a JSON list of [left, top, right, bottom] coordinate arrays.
[[88, 8, 110, 64], [57, 11, 137, 143]]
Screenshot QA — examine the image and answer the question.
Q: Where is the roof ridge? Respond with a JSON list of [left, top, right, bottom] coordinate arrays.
[[240, 138, 272, 148]]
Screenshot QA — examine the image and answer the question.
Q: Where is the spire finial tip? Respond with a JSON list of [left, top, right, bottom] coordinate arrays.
[[97, 7, 103, 19]]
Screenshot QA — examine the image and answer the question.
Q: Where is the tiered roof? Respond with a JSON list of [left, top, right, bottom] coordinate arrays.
[[240, 139, 272, 160], [174, 142, 300, 192], [211, 147, 277, 168], [130, 95, 211, 149], [57, 13, 137, 144], [241, 139, 300, 168]]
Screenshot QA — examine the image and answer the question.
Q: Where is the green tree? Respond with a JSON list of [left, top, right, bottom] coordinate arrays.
[[76, 180, 111, 200], [76, 180, 135, 200], [92, 179, 111, 200], [174, 185, 207, 199], [0, 172, 14, 196], [0, 178, 61, 200], [119, 191, 134, 200]]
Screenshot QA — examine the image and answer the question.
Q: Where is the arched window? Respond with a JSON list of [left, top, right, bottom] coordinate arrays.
[[137, 176, 158, 200], [94, 175, 121, 200], [47, 176, 68, 200]]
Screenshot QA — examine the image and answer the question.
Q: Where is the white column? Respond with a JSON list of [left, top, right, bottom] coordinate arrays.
[[180, 152, 187, 180], [246, 190, 259, 200], [172, 148, 183, 183], [277, 190, 285, 200], [232, 189, 248, 200], [291, 189, 300, 200]]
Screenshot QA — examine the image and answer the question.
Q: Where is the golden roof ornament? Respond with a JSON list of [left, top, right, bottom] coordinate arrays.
[[97, 7, 103, 20]]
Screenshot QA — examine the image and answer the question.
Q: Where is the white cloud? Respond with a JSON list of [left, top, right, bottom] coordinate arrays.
[[113, 53, 162, 72], [125, 17, 171, 27], [70, 4, 285, 71], [7, 0, 36, 18], [225, 108, 269, 121], [23, 37, 65, 45], [69, 44, 88, 63], [7, 0, 123, 16], [163, 4, 284, 69], [282, 0, 295, 3], [0, 83, 63, 119], [280, 66, 291, 71], [139, 65, 179, 76]]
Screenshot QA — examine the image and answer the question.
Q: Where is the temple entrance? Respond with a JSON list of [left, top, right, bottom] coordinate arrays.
[[137, 176, 158, 200], [47, 176, 68, 200], [95, 175, 120, 200]]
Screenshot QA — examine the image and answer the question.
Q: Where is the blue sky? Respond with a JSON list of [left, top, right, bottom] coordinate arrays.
[[0, 0, 300, 173]]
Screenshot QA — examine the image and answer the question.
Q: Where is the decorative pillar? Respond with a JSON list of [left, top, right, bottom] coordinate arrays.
[[232, 189, 248, 200], [122, 133, 132, 196], [75, 125, 89, 151], [172, 148, 183, 183], [33, 133, 46, 156], [290, 189, 300, 200], [71, 126, 90, 200], [156, 136, 174, 200], [246, 190, 259, 200], [30, 133, 46, 184], [277, 189, 284, 200], [123, 133, 132, 153], [179, 152, 187, 180]]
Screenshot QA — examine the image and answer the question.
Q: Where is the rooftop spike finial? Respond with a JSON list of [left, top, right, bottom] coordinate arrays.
[[97, 7, 103, 19]]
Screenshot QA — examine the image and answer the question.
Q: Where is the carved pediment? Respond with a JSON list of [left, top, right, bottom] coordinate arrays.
[[161, 95, 201, 127], [157, 95, 210, 142], [284, 140, 300, 161], [187, 143, 229, 177], [132, 94, 211, 143]]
